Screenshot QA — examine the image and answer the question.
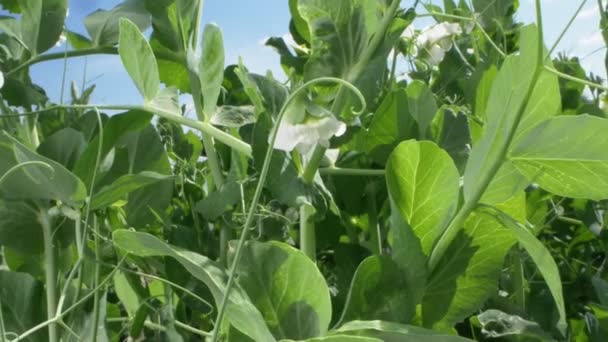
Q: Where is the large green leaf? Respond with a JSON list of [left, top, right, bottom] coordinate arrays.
[[0, 271, 47, 341], [84, 0, 150, 46], [200, 23, 225, 115], [422, 193, 526, 330], [406, 81, 438, 138], [112, 230, 276, 342], [386, 140, 460, 256], [0, 200, 43, 253], [464, 25, 560, 203], [118, 18, 160, 101], [510, 115, 608, 201], [332, 320, 474, 341], [144, 0, 197, 51], [235, 241, 332, 340], [0, 131, 86, 204], [91, 171, 173, 210], [338, 256, 410, 324], [20, 0, 67, 55]]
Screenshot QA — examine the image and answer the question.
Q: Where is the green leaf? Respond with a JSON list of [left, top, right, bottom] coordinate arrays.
[[436, 107, 471, 173], [422, 193, 526, 330], [112, 230, 276, 342], [364, 89, 417, 163], [200, 23, 225, 115], [0, 271, 46, 341], [118, 18, 160, 101], [406, 81, 438, 138], [144, 0, 197, 51], [65, 30, 93, 50], [211, 106, 256, 128], [386, 140, 460, 256], [148, 87, 181, 116], [0, 201, 42, 253], [195, 181, 242, 220], [37, 127, 87, 170], [510, 115, 608, 201], [464, 25, 560, 203], [0, 132, 87, 204], [91, 171, 173, 210], [113, 271, 141, 317], [338, 256, 410, 324], [74, 110, 153, 187], [480, 161, 529, 205], [487, 207, 567, 335], [235, 241, 332, 340], [84, 0, 150, 46], [333, 320, 474, 341], [20, 0, 67, 55]]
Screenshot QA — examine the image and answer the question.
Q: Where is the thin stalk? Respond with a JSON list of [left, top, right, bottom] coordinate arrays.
[[544, 65, 608, 92], [299, 204, 317, 261], [4, 104, 252, 157], [319, 167, 385, 177], [12, 256, 127, 342], [0, 299, 6, 342], [106, 318, 211, 337], [6, 47, 184, 77], [91, 216, 101, 342], [428, 0, 545, 271], [547, 0, 588, 58], [39, 209, 58, 342], [511, 247, 526, 312], [210, 77, 365, 342]]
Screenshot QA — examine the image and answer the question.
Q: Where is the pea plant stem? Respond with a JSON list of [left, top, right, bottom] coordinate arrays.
[[428, 0, 545, 271], [6, 46, 185, 77], [39, 208, 58, 342], [10, 104, 252, 157], [299, 204, 317, 261], [210, 77, 365, 342], [91, 216, 101, 342], [319, 167, 385, 177]]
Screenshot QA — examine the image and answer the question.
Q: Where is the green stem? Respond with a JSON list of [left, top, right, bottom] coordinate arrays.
[[319, 167, 385, 177], [13, 256, 127, 342], [7, 104, 252, 157], [428, 0, 546, 271], [6, 47, 184, 77], [301, 145, 327, 183], [210, 77, 365, 342], [219, 223, 231, 267], [299, 204, 317, 262], [39, 209, 58, 342], [106, 318, 211, 337], [91, 216, 101, 342], [544, 65, 608, 92]]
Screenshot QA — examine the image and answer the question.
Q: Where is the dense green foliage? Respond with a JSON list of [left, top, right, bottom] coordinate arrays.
[[1, 0, 608, 341]]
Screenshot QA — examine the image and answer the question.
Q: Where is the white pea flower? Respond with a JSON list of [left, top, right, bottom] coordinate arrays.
[[416, 22, 462, 66], [55, 32, 67, 47], [274, 115, 346, 155]]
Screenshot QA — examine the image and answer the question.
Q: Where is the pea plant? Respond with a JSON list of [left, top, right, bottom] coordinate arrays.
[[1, 0, 608, 341]]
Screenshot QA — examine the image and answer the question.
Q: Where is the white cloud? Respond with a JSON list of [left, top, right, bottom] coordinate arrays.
[[578, 5, 600, 20], [579, 31, 604, 47]]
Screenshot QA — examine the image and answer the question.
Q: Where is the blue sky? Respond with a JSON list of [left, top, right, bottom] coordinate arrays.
[[7, 1, 607, 106]]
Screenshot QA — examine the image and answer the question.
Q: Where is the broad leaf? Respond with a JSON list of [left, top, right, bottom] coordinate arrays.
[[406, 81, 438, 138], [20, 0, 67, 55], [211, 106, 256, 128], [338, 256, 409, 324], [200, 23, 225, 115], [195, 181, 242, 220], [422, 193, 526, 330], [37, 127, 87, 170], [112, 230, 276, 342], [0, 271, 46, 341], [510, 115, 608, 200], [0, 131, 86, 204], [118, 18, 160, 101], [464, 25, 560, 203], [91, 171, 173, 210], [235, 241, 332, 340], [84, 0, 150, 46], [333, 320, 474, 341], [386, 140, 460, 256], [476, 309, 552, 340]]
